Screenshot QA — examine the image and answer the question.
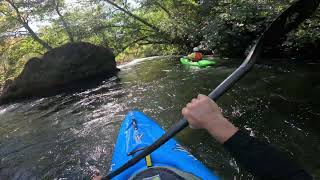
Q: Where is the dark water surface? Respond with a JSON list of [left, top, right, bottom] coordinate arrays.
[[0, 57, 319, 179]]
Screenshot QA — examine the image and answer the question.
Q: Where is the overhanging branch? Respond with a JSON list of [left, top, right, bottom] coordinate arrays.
[[103, 0, 161, 33]]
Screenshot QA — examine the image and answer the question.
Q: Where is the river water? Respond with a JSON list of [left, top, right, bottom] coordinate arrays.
[[0, 57, 319, 179]]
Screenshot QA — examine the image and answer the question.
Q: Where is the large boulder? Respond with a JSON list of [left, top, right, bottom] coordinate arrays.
[[0, 42, 119, 104]]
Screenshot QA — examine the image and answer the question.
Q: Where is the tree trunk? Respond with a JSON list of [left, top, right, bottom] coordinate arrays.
[[22, 22, 53, 50], [54, 0, 75, 42], [5, 0, 53, 50]]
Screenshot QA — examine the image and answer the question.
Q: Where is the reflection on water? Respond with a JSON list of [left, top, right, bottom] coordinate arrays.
[[0, 57, 319, 179]]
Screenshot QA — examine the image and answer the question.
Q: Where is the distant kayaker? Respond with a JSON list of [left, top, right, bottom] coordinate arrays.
[[187, 47, 203, 62], [182, 94, 312, 180]]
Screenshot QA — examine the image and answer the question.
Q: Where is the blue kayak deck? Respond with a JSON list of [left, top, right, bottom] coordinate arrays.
[[109, 111, 219, 180]]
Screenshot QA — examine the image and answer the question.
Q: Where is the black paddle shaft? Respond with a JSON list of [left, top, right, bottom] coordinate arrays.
[[104, 0, 319, 179]]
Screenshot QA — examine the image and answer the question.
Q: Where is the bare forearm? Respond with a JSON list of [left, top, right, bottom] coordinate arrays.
[[182, 94, 311, 180]]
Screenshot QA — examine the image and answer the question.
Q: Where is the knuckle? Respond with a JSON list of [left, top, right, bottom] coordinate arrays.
[[204, 96, 211, 102], [182, 108, 189, 115]]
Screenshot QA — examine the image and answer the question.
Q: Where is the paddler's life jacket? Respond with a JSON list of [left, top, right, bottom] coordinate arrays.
[[188, 52, 203, 62], [193, 52, 203, 61]]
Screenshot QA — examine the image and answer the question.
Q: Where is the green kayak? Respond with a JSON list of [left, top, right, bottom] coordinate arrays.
[[180, 58, 216, 67]]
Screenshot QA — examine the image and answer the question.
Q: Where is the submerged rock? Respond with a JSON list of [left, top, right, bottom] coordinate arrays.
[[0, 42, 119, 104]]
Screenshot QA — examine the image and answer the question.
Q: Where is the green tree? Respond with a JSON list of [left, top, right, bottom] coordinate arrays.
[[0, 0, 53, 50]]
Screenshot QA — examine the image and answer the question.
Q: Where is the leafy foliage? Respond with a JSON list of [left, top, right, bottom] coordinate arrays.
[[0, 0, 319, 85]]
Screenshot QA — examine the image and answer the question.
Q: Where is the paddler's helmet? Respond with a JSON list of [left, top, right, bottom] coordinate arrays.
[[193, 47, 200, 52]]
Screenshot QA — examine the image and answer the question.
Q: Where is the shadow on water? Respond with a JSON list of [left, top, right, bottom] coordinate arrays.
[[0, 57, 319, 179]]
